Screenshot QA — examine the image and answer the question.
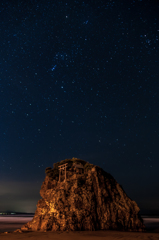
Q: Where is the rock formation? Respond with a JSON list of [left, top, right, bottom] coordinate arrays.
[[21, 158, 145, 232]]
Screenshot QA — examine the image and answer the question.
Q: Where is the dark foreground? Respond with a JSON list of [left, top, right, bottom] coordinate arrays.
[[1, 230, 159, 240]]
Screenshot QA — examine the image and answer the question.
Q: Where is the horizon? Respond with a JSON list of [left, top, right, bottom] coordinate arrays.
[[0, 212, 159, 216], [0, 211, 159, 217]]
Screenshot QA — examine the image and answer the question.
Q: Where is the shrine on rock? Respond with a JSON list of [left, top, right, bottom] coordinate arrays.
[[58, 162, 84, 182]]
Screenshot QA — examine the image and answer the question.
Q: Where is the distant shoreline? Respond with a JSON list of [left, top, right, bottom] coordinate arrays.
[[0, 212, 159, 217], [0, 212, 35, 216]]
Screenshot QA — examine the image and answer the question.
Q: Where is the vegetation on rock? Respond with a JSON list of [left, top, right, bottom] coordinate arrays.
[[45, 158, 94, 180]]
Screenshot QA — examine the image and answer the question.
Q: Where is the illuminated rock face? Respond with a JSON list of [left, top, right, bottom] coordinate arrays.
[[21, 160, 145, 232]]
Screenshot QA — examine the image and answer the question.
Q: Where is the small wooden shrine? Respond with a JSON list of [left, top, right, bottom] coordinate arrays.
[[70, 162, 84, 174], [58, 161, 84, 182]]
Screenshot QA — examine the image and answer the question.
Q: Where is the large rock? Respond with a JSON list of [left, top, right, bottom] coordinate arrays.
[[21, 158, 145, 232]]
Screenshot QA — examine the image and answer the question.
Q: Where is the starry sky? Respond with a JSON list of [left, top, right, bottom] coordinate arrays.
[[0, 0, 159, 215]]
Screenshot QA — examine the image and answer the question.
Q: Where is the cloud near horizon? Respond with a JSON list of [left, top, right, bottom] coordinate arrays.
[[0, 180, 41, 213]]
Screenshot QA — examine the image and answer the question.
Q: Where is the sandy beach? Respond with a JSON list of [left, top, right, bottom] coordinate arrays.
[[0, 215, 159, 240], [0, 230, 159, 240]]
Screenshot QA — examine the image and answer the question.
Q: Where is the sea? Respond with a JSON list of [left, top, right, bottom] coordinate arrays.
[[0, 214, 159, 233]]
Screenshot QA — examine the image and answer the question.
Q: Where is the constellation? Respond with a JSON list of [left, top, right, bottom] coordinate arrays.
[[51, 65, 57, 71], [48, 51, 72, 75]]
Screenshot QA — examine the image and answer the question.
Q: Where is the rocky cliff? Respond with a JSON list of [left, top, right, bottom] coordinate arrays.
[[21, 158, 145, 232]]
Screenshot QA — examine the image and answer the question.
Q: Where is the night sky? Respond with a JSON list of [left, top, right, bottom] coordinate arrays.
[[0, 0, 159, 215]]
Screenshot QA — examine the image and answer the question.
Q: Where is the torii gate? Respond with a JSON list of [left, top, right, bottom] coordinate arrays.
[[58, 163, 68, 182]]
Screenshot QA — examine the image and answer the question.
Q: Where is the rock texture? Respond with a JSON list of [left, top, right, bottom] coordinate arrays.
[[21, 158, 145, 232]]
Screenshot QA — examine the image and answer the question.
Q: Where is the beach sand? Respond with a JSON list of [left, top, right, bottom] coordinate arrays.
[[0, 230, 159, 240]]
